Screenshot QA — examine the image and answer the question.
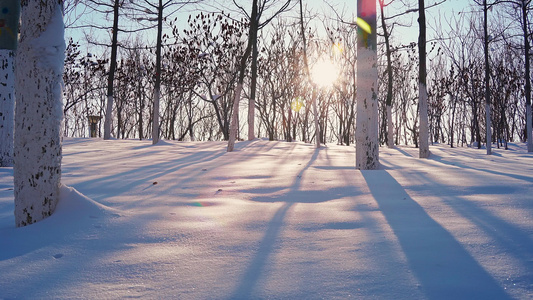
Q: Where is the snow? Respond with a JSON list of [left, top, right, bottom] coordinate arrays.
[[34, 5, 66, 76], [0, 138, 532, 299]]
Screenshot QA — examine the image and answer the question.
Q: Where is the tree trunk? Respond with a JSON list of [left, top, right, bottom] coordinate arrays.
[[0, 50, 15, 167], [522, 0, 533, 152], [418, 0, 430, 158], [14, 1, 65, 227], [379, 0, 394, 149], [227, 0, 257, 152], [137, 79, 144, 140], [248, 36, 258, 141], [312, 86, 320, 148], [152, 0, 163, 145], [298, 0, 321, 148], [103, 0, 120, 140], [355, 0, 379, 169], [387, 105, 393, 147], [483, 0, 492, 154], [450, 93, 457, 148], [228, 82, 244, 151]]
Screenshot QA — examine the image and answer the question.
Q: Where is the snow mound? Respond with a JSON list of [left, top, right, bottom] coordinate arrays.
[[0, 185, 121, 263], [56, 185, 120, 221]]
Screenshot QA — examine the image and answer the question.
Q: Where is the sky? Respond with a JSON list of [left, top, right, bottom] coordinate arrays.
[[64, 0, 474, 53]]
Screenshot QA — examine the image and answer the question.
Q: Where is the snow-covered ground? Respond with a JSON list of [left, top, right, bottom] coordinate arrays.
[[1, 138, 532, 299]]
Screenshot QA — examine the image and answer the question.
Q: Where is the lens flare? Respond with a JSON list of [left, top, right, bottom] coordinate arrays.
[[333, 43, 344, 56], [291, 98, 304, 112], [356, 17, 372, 34]]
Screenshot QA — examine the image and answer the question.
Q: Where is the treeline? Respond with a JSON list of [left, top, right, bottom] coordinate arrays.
[[62, 1, 532, 149]]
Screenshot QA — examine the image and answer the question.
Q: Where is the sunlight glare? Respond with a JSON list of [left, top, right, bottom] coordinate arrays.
[[333, 43, 344, 56], [311, 58, 339, 88]]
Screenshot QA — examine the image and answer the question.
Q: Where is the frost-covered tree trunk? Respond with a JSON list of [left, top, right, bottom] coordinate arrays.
[[522, 0, 533, 152], [248, 37, 258, 141], [379, 0, 394, 149], [387, 105, 393, 148], [418, 0, 430, 158], [14, 0, 65, 227], [0, 50, 15, 167], [152, 0, 163, 145], [312, 86, 320, 148], [483, 0, 492, 155], [228, 82, 244, 152], [227, 0, 257, 152], [355, 0, 379, 170], [103, 0, 120, 140]]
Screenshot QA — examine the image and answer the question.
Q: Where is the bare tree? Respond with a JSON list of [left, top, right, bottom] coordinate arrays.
[[226, 0, 292, 150], [473, 0, 497, 154], [298, 0, 321, 149], [520, 0, 533, 151], [128, 0, 200, 144], [89, 0, 122, 140], [378, 0, 395, 148], [181, 12, 246, 141], [227, 0, 258, 152], [483, 0, 493, 154], [233, 0, 292, 141]]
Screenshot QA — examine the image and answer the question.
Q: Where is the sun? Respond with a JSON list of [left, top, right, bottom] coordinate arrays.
[[310, 58, 339, 88]]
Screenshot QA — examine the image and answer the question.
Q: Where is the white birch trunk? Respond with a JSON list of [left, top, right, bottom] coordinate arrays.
[[486, 102, 492, 154], [483, 0, 492, 155], [248, 99, 255, 141], [355, 0, 379, 170], [14, 1, 65, 227], [387, 104, 394, 148], [0, 50, 15, 167], [152, 1, 162, 145], [355, 45, 379, 169], [152, 87, 160, 144], [418, 0, 430, 158], [526, 105, 533, 152], [419, 82, 430, 158], [312, 86, 320, 148], [227, 83, 243, 152], [104, 95, 113, 140]]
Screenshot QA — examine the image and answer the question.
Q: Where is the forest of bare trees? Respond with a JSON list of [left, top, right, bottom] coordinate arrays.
[[53, 0, 533, 152]]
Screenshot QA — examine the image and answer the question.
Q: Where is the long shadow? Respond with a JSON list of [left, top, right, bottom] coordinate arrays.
[[361, 170, 512, 300], [441, 193, 533, 264], [69, 149, 226, 197], [70, 141, 296, 203], [230, 202, 293, 299], [429, 153, 533, 183], [394, 146, 416, 158], [229, 148, 321, 299]]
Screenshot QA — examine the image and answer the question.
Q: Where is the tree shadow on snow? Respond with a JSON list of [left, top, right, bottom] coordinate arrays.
[[230, 147, 355, 299], [428, 153, 533, 183], [361, 170, 512, 300]]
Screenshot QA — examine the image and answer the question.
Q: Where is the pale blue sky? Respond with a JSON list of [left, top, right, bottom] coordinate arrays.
[[64, 0, 474, 55]]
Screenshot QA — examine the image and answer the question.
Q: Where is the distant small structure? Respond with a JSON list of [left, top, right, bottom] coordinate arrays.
[[88, 115, 102, 138]]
